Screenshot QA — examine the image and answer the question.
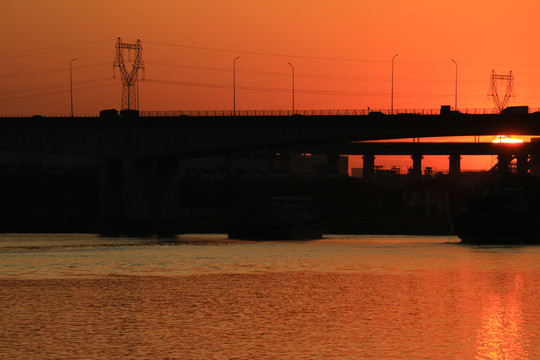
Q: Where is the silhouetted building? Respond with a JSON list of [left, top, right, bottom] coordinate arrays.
[[179, 151, 348, 180], [402, 182, 450, 218], [351, 166, 401, 178]]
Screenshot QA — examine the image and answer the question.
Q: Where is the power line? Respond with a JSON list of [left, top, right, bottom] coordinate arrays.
[[147, 41, 540, 69], [144, 78, 456, 98], [146, 61, 511, 85], [0, 62, 110, 79], [148, 60, 387, 80], [0, 44, 110, 60], [0, 40, 112, 55], [0, 82, 117, 101], [146, 41, 388, 63], [0, 78, 115, 100], [147, 60, 387, 80]]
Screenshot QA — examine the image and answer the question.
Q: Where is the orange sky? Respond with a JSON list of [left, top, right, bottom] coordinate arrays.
[[2, 0, 540, 171]]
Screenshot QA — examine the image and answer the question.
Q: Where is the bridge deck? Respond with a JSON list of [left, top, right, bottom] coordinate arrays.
[[1, 112, 540, 158], [305, 142, 540, 156]]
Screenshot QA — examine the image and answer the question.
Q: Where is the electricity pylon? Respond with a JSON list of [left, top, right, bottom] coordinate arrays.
[[488, 70, 514, 113], [113, 37, 145, 111]]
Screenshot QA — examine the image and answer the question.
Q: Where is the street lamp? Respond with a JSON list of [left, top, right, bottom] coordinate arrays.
[[288, 62, 294, 114], [451, 59, 457, 111], [233, 56, 240, 115], [70, 58, 77, 117], [391, 53, 398, 115]]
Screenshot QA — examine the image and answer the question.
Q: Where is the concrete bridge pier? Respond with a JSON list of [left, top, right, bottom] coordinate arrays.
[[98, 157, 179, 236], [99, 159, 124, 227], [124, 158, 155, 226], [363, 154, 375, 177], [516, 154, 529, 177], [410, 154, 423, 177], [530, 155, 540, 176], [497, 154, 512, 177], [449, 154, 461, 178], [155, 158, 180, 226]]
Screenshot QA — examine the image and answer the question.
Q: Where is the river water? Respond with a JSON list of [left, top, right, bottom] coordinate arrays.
[[1, 233, 540, 359]]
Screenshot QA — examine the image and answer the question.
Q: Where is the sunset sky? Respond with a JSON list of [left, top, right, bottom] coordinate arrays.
[[2, 0, 540, 170]]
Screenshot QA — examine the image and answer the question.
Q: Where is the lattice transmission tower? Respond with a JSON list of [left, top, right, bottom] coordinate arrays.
[[113, 37, 145, 111], [488, 70, 515, 113]]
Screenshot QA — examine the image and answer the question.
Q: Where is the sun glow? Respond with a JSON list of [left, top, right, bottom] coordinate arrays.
[[492, 136, 524, 144]]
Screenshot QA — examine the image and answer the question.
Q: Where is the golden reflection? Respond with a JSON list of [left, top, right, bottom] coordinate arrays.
[[475, 275, 528, 359]]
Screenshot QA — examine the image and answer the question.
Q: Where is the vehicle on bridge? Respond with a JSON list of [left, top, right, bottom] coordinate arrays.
[[501, 106, 529, 115]]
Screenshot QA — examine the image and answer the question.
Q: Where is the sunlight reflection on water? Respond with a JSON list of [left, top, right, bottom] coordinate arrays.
[[1, 233, 540, 359]]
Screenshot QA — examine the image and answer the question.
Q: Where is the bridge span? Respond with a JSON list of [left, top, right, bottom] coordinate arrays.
[[296, 141, 540, 178], [2, 111, 540, 234], [1, 111, 540, 158]]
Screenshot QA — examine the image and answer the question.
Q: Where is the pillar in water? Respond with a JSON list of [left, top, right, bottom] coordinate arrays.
[[98, 158, 123, 225], [155, 158, 179, 224], [497, 154, 511, 178], [124, 158, 154, 224], [516, 154, 529, 177]]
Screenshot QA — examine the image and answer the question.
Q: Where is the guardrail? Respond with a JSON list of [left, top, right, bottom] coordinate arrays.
[[2, 108, 539, 118], [141, 109, 371, 117], [140, 108, 540, 117], [0, 114, 96, 118]]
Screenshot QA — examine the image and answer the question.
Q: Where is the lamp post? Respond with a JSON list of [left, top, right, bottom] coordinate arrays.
[[233, 56, 240, 115], [451, 59, 457, 111], [70, 58, 77, 117], [288, 62, 294, 114], [391, 53, 398, 115]]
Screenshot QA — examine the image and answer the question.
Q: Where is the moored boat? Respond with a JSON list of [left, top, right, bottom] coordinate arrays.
[[453, 186, 540, 244]]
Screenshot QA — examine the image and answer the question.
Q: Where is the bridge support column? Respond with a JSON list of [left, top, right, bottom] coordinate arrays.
[[99, 159, 124, 226], [124, 158, 155, 226], [362, 154, 375, 177], [449, 154, 461, 178], [410, 154, 423, 178], [155, 158, 179, 225], [516, 154, 529, 177], [98, 158, 180, 236], [530, 155, 540, 176], [497, 154, 512, 178]]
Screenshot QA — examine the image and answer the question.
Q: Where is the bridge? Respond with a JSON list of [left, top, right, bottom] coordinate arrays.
[[2, 111, 540, 158], [298, 141, 540, 178], [2, 110, 540, 234]]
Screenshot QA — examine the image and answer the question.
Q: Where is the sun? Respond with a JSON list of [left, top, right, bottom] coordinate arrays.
[[492, 136, 524, 144]]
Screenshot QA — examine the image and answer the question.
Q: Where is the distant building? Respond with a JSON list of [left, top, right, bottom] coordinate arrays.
[[402, 182, 450, 218], [288, 153, 348, 177], [351, 166, 401, 178], [179, 151, 348, 180]]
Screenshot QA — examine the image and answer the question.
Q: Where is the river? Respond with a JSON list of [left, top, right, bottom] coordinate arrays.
[[1, 233, 539, 359]]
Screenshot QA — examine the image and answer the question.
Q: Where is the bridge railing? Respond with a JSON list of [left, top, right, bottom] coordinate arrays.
[[140, 109, 374, 117], [140, 108, 540, 117], [0, 114, 97, 118], [3, 108, 539, 118]]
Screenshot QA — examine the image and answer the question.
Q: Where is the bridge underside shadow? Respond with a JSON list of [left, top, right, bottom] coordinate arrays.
[[99, 158, 179, 236]]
